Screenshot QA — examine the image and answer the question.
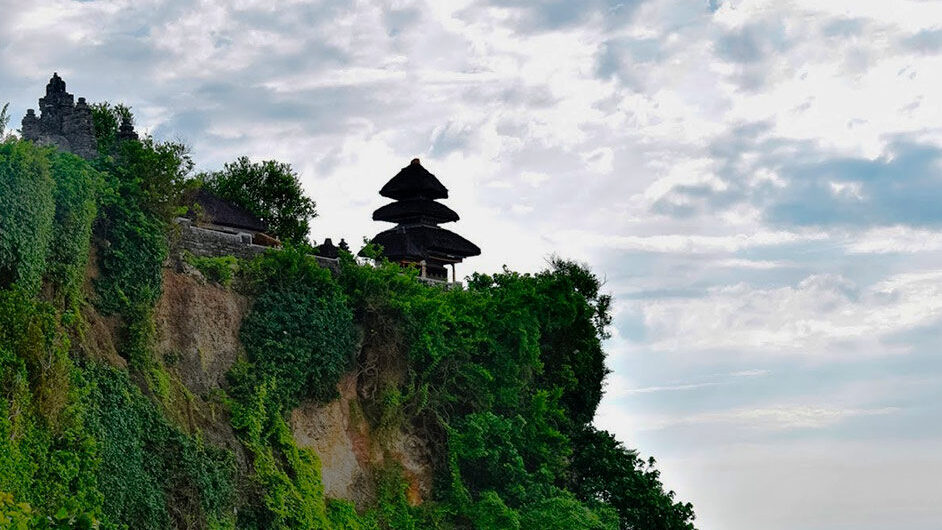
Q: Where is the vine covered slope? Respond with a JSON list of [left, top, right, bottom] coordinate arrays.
[[0, 121, 695, 529]]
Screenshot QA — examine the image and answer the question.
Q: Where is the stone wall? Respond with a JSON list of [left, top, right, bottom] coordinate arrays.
[[175, 218, 270, 260], [173, 218, 341, 272]]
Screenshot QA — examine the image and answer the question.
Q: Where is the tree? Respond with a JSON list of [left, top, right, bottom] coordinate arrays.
[[0, 103, 11, 140], [198, 157, 316, 244], [90, 102, 133, 155], [568, 426, 697, 530], [91, 102, 193, 217]]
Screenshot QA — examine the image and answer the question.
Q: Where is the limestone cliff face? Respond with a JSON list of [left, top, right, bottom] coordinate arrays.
[[117, 266, 434, 510], [290, 374, 433, 509]]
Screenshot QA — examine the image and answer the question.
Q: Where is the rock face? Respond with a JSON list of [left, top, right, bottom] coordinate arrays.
[[290, 374, 434, 510], [146, 266, 432, 509], [154, 268, 251, 396], [81, 251, 435, 511], [21, 73, 97, 159]]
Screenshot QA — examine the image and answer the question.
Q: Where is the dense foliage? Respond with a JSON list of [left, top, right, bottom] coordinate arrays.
[[0, 105, 695, 529], [338, 254, 696, 529], [83, 363, 235, 529], [184, 254, 238, 286], [225, 247, 363, 527], [238, 246, 357, 407], [0, 124, 239, 529], [88, 106, 194, 397], [568, 427, 696, 530], [197, 156, 317, 244], [90, 103, 132, 156], [46, 152, 101, 307], [91, 104, 189, 317], [0, 141, 55, 293]]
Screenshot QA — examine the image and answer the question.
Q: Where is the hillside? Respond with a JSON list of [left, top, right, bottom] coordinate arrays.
[[0, 107, 695, 529]]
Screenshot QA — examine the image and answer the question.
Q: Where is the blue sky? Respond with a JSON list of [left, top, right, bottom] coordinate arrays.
[[4, 1, 942, 528]]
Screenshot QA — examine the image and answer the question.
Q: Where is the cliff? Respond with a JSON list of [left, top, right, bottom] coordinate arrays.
[[150, 266, 434, 510], [0, 126, 696, 529], [80, 253, 435, 521]]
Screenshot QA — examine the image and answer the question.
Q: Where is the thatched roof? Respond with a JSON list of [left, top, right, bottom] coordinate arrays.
[[186, 188, 267, 232], [379, 159, 448, 200], [372, 198, 459, 224], [316, 238, 339, 259], [367, 224, 481, 261]]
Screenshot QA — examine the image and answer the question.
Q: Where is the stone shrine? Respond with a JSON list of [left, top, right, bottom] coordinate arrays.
[[21, 73, 97, 159]]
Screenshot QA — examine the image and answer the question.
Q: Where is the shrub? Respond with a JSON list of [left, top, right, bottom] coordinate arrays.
[[239, 247, 357, 406], [0, 290, 103, 525], [185, 254, 238, 286], [93, 189, 167, 316], [46, 151, 100, 306], [83, 363, 236, 530], [0, 141, 55, 293], [518, 493, 617, 530]]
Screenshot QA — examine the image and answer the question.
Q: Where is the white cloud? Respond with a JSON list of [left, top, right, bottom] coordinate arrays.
[[604, 368, 771, 398], [552, 229, 826, 254], [712, 258, 790, 269], [847, 226, 942, 254], [659, 404, 899, 431], [519, 170, 549, 187], [641, 271, 942, 355]]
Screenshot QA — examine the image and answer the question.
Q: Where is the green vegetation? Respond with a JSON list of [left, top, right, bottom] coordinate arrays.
[[84, 363, 235, 529], [238, 246, 357, 406], [225, 247, 360, 527], [0, 102, 695, 528], [90, 103, 131, 157], [185, 253, 239, 286], [46, 152, 101, 307], [0, 103, 11, 140], [197, 156, 317, 244], [90, 105, 192, 395], [0, 140, 56, 293], [338, 255, 695, 529]]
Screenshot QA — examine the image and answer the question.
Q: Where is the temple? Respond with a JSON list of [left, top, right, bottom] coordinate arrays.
[[21, 73, 97, 159], [365, 159, 480, 282]]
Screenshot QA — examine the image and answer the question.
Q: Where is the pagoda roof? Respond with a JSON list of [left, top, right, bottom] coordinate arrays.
[[185, 188, 268, 232], [368, 225, 481, 261], [372, 198, 459, 224], [379, 158, 449, 200], [316, 238, 339, 259]]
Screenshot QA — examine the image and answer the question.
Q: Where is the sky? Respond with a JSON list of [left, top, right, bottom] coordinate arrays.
[[3, 0, 942, 528]]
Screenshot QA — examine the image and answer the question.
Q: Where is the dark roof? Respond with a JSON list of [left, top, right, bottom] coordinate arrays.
[[316, 238, 339, 259], [366, 225, 481, 261], [372, 198, 459, 224], [186, 188, 267, 232], [379, 159, 449, 200]]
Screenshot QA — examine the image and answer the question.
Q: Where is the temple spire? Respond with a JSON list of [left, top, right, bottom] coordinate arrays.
[[21, 73, 96, 159], [364, 159, 480, 282]]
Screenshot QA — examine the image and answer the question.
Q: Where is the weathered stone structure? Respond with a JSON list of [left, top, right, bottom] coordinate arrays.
[[174, 218, 340, 272], [21, 73, 97, 159], [175, 218, 271, 260], [118, 115, 139, 142]]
